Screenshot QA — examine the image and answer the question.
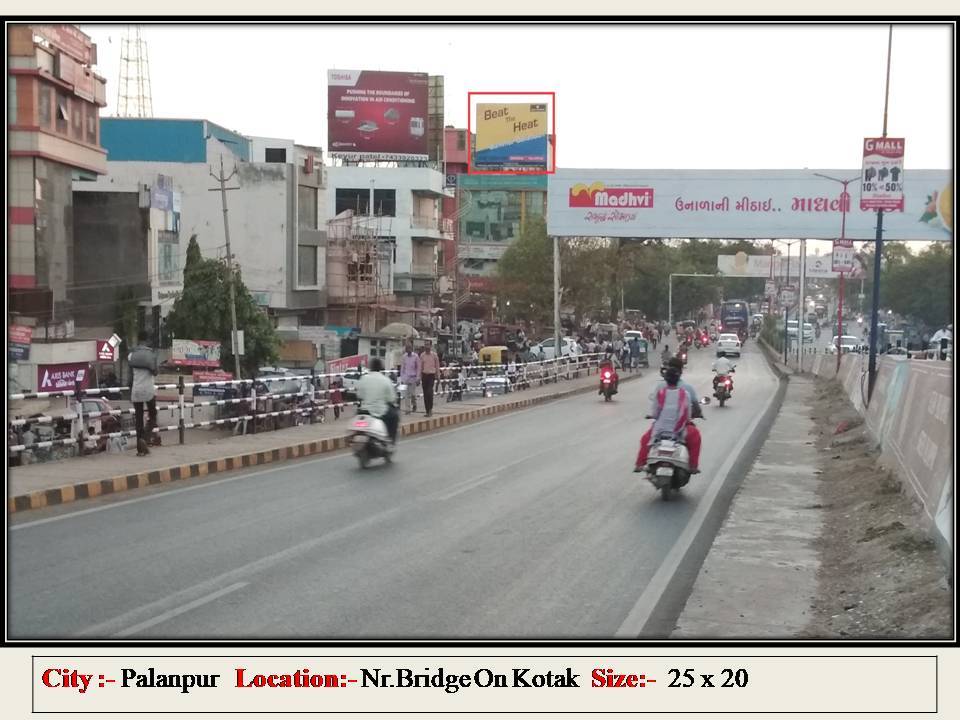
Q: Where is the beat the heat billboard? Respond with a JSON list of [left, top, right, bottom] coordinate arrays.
[[475, 103, 549, 168], [328, 70, 429, 160]]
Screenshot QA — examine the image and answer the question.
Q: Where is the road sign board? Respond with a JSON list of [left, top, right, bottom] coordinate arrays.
[[780, 284, 796, 307]]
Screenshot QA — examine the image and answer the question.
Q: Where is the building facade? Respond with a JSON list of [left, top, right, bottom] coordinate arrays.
[[324, 166, 451, 333], [75, 118, 326, 336], [8, 24, 108, 325]]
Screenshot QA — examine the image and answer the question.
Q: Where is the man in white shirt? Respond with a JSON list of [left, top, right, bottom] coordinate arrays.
[[357, 358, 399, 443]]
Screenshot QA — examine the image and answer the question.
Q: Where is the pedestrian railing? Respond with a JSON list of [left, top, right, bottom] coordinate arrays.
[[8, 354, 612, 464]]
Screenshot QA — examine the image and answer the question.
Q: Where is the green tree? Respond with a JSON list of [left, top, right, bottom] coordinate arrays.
[[496, 216, 555, 328], [164, 243, 280, 377]]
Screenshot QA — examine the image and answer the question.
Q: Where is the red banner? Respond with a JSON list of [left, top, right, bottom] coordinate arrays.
[[327, 354, 369, 375], [328, 70, 429, 158], [37, 363, 92, 393], [193, 369, 234, 383], [10, 324, 33, 345]]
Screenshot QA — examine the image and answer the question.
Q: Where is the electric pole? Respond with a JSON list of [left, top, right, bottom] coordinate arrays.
[[211, 155, 242, 380]]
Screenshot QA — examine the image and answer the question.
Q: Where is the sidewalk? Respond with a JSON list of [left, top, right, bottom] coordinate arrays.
[[672, 374, 823, 638], [9, 368, 641, 513]]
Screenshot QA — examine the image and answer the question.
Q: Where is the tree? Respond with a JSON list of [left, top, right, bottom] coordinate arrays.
[[164, 242, 280, 377], [496, 216, 555, 329]]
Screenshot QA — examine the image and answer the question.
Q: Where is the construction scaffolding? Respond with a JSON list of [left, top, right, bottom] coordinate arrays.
[[325, 209, 394, 332]]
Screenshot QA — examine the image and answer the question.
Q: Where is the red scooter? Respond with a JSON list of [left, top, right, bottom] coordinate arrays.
[[599, 362, 619, 401]]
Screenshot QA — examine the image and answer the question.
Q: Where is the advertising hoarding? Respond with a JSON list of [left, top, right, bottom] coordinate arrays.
[[475, 103, 548, 168], [547, 169, 952, 240], [832, 238, 856, 272], [9, 325, 33, 362], [37, 363, 91, 393], [327, 354, 369, 375], [861, 137, 905, 211], [170, 339, 222, 368], [193, 369, 235, 396], [328, 70, 429, 160], [717, 254, 865, 279]]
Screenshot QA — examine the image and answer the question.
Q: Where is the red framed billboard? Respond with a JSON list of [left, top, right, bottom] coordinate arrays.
[[467, 91, 556, 176], [328, 70, 429, 160]]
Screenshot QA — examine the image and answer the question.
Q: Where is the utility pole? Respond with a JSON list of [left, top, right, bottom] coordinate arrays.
[[553, 235, 561, 361], [211, 155, 242, 380], [797, 239, 806, 367], [868, 24, 894, 404]]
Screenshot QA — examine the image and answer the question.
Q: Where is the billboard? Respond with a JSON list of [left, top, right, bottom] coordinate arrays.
[[717, 253, 865, 279], [38, 363, 91, 393], [475, 103, 548, 168], [327, 70, 429, 160], [547, 169, 952, 241], [861, 137, 905, 211], [170, 339, 222, 368], [9, 324, 33, 362]]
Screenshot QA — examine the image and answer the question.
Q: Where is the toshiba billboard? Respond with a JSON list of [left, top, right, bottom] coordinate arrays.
[[328, 70, 429, 160], [548, 169, 952, 240]]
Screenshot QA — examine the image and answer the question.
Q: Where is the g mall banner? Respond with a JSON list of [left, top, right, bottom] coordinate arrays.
[[547, 169, 952, 240], [327, 69, 429, 160]]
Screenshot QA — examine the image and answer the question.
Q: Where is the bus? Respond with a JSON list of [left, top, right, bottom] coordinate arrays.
[[719, 299, 750, 337]]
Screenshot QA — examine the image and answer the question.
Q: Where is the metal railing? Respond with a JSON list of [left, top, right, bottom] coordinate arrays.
[[8, 354, 612, 463]]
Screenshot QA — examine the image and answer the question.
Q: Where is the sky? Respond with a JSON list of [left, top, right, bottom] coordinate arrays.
[[81, 22, 952, 171]]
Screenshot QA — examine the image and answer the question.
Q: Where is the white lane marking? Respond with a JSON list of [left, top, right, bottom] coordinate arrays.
[[111, 582, 248, 638], [78, 504, 407, 638], [432, 446, 555, 502], [614, 352, 780, 638]]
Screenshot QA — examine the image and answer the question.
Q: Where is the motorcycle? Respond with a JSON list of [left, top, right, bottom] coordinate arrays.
[[348, 410, 395, 468], [678, 348, 689, 366], [713, 373, 733, 407], [693, 336, 703, 349], [644, 397, 710, 500], [599, 366, 618, 401]]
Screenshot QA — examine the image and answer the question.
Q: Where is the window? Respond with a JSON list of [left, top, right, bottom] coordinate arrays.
[[335, 188, 370, 216], [373, 189, 396, 217], [38, 86, 52, 127], [370, 339, 387, 359], [158, 231, 180, 285], [264, 147, 287, 163], [7, 76, 15, 125], [298, 186, 317, 229], [457, 131, 466, 151], [55, 92, 69, 133], [72, 103, 83, 140], [347, 251, 374, 283], [86, 105, 97, 144], [298, 245, 318, 287]]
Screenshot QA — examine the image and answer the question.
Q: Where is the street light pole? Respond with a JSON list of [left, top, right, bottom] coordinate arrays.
[[868, 24, 894, 404]]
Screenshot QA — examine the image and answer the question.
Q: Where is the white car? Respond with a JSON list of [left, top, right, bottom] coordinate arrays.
[[532, 337, 576, 361], [716, 333, 742, 357], [828, 336, 861, 354], [802, 323, 815, 342]]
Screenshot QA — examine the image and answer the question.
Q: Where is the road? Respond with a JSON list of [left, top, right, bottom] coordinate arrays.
[[10, 342, 779, 639]]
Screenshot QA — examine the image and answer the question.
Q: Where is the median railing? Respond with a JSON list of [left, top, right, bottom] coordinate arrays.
[[8, 353, 614, 465]]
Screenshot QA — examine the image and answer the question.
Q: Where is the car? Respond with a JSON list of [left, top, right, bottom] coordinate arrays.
[[802, 323, 815, 342], [827, 335, 861, 354], [716, 333, 742, 357], [531, 336, 576, 361], [786, 320, 799, 336]]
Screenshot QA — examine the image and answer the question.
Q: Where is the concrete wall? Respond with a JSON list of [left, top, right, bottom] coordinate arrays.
[[804, 352, 953, 564]]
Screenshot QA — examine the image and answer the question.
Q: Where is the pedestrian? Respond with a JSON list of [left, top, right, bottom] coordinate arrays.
[[128, 330, 159, 456], [399, 341, 421, 414], [506, 352, 518, 391], [420, 339, 440, 417]]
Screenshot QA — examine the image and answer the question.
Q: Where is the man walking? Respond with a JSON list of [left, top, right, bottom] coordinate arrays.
[[128, 330, 159, 456], [399, 341, 421, 414], [420, 340, 441, 417]]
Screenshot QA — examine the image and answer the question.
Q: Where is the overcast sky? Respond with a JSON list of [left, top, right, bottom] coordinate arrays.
[[82, 22, 952, 170]]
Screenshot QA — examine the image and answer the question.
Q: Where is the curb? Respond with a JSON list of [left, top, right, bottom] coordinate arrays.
[[9, 373, 642, 514]]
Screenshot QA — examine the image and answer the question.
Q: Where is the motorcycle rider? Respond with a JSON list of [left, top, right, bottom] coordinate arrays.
[[634, 357, 702, 473], [356, 358, 399, 445], [599, 355, 620, 395], [711, 355, 735, 394], [660, 343, 672, 365]]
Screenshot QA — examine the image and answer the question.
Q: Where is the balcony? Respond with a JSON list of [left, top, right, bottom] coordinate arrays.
[[410, 216, 453, 242]]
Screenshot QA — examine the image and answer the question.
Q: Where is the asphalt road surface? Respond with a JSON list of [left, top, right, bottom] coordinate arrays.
[[10, 342, 778, 639]]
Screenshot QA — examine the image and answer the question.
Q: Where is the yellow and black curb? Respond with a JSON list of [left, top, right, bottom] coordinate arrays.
[[9, 374, 641, 514]]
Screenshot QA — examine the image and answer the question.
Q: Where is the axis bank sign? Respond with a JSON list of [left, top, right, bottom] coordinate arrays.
[[548, 169, 951, 240]]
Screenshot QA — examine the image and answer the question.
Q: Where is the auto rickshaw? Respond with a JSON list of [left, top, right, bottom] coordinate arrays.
[[478, 345, 508, 366]]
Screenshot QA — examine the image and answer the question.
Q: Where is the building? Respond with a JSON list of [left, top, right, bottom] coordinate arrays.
[[73, 117, 326, 337], [455, 173, 548, 300], [8, 24, 108, 327], [324, 166, 451, 333]]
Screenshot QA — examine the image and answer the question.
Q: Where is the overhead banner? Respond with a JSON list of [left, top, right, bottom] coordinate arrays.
[[717, 253, 865, 279], [327, 70, 429, 160], [475, 103, 548, 168], [547, 169, 952, 240]]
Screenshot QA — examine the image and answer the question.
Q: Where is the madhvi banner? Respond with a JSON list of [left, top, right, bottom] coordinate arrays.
[[547, 169, 951, 241]]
